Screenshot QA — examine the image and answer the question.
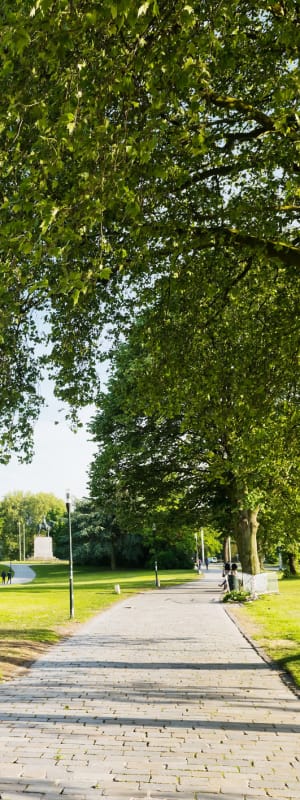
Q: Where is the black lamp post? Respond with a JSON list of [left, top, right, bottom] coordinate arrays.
[[65, 490, 74, 619]]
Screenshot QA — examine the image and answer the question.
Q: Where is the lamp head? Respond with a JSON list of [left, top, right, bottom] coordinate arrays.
[[65, 490, 71, 512]]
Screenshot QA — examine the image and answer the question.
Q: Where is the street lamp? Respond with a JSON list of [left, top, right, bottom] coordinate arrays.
[[200, 528, 205, 566], [153, 523, 159, 588], [18, 520, 22, 561], [22, 521, 26, 561], [65, 490, 74, 619]]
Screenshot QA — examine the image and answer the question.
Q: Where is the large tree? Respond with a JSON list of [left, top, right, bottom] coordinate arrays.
[[0, 1, 299, 458], [89, 290, 299, 575]]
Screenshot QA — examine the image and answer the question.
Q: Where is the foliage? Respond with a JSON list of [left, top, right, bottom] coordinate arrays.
[[55, 497, 150, 568], [88, 370, 222, 565], [223, 589, 251, 603], [258, 489, 300, 573], [0, 492, 66, 559], [0, 324, 43, 464], [0, 1, 299, 458], [0, 3, 299, 573], [89, 313, 299, 574]]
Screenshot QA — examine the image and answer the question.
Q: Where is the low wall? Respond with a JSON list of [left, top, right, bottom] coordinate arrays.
[[242, 571, 279, 595]]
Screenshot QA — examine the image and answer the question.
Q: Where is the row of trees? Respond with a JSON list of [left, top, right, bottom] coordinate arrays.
[[0, 491, 223, 569], [87, 325, 299, 575], [0, 2, 299, 570]]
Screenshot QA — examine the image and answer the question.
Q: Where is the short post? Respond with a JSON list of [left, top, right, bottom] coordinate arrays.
[[65, 490, 74, 619], [153, 522, 160, 587]]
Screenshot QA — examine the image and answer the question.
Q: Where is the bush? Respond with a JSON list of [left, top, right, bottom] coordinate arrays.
[[222, 589, 251, 603], [282, 568, 299, 579]]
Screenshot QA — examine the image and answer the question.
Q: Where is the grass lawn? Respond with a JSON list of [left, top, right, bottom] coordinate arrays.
[[228, 575, 300, 690], [0, 563, 196, 682]]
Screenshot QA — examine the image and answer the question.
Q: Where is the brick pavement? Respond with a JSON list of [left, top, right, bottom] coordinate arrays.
[[0, 572, 299, 800]]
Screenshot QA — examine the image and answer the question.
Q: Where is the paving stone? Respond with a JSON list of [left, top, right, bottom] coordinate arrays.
[[0, 574, 299, 800]]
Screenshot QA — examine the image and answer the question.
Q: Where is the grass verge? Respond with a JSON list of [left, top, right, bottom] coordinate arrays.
[[0, 563, 196, 682], [227, 575, 300, 690]]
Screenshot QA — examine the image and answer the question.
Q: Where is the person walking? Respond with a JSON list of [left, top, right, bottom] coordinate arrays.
[[1, 569, 6, 585], [7, 569, 12, 585]]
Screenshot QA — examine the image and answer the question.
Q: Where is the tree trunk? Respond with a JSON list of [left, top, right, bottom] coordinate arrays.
[[287, 552, 297, 575], [110, 536, 116, 570], [235, 507, 260, 575], [223, 537, 231, 564]]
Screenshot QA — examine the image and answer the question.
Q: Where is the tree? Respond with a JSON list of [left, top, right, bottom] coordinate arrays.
[[259, 488, 300, 575], [89, 295, 299, 574], [55, 497, 149, 568], [0, 1, 299, 459], [0, 491, 66, 559]]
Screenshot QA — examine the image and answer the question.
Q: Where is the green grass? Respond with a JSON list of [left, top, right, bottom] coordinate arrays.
[[0, 563, 196, 645], [3, 564, 299, 691], [232, 576, 300, 689]]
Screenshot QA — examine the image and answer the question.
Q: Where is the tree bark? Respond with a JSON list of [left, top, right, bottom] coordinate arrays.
[[235, 507, 260, 575], [223, 537, 231, 564], [110, 536, 116, 570], [287, 551, 297, 575]]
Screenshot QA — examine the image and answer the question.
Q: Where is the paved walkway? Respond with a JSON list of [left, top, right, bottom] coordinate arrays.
[[0, 571, 299, 800], [3, 564, 36, 585]]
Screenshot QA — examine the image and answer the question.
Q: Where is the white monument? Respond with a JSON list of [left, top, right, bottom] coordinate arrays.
[[33, 516, 54, 559]]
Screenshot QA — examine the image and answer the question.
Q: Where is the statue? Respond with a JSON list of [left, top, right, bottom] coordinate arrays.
[[37, 516, 53, 537]]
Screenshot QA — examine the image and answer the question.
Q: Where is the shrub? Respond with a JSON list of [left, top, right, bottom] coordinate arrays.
[[222, 589, 251, 603]]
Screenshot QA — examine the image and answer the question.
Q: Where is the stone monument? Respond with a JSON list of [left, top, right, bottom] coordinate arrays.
[[34, 516, 54, 559]]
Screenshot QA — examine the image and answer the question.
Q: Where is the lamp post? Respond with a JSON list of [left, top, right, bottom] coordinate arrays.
[[194, 532, 199, 564], [18, 520, 22, 561], [200, 528, 205, 566], [23, 522, 26, 561], [65, 490, 74, 619], [153, 523, 159, 588]]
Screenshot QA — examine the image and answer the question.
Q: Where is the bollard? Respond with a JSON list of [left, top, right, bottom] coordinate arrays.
[[114, 584, 121, 594]]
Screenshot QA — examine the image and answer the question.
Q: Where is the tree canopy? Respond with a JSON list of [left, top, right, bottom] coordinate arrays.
[[88, 289, 299, 574], [0, 1, 299, 458], [0, 491, 65, 558]]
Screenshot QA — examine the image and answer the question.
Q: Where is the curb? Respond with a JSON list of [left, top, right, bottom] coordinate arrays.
[[224, 604, 300, 700]]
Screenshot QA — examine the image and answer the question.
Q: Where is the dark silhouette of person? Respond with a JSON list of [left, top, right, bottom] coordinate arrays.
[[228, 563, 240, 591]]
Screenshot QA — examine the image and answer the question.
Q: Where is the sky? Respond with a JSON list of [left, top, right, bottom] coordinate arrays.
[[0, 366, 109, 503], [0, 396, 95, 503]]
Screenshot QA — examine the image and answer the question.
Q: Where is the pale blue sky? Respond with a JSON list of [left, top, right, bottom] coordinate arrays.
[[0, 359, 109, 502], [0, 394, 96, 502]]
